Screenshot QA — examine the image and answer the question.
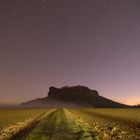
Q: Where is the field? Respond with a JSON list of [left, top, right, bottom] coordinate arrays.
[[0, 108, 140, 140], [0, 108, 50, 140]]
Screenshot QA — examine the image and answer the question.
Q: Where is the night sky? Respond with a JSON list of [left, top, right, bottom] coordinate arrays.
[[0, 0, 140, 105]]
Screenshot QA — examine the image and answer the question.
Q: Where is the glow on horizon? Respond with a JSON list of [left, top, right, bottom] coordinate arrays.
[[118, 99, 140, 106], [0, 97, 139, 106]]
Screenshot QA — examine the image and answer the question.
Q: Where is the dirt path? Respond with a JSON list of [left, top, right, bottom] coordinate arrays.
[[8, 112, 47, 140], [24, 108, 96, 140]]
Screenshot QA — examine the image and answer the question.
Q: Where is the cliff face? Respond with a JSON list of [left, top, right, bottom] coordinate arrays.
[[22, 85, 129, 108], [48, 86, 99, 102]]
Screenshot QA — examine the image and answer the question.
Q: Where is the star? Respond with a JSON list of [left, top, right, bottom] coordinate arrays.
[[69, 15, 74, 20], [68, 25, 73, 30], [74, 37, 78, 41], [103, 31, 107, 35], [7, 77, 11, 81], [115, 82, 119, 87], [24, 23, 29, 27], [26, 49, 31, 54]]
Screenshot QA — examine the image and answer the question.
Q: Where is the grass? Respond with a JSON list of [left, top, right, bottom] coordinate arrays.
[[25, 108, 95, 140], [0, 108, 49, 131], [0, 108, 140, 140], [0, 108, 50, 140], [69, 108, 140, 140]]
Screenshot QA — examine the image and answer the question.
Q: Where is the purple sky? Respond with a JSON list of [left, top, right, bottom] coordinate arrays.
[[0, 0, 140, 105]]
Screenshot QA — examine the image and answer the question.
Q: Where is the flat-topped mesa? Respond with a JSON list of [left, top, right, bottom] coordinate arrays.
[[22, 85, 129, 108], [48, 86, 99, 102]]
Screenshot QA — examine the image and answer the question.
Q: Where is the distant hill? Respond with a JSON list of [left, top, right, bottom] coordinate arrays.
[[22, 86, 130, 108], [0, 104, 18, 108], [133, 104, 140, 108]]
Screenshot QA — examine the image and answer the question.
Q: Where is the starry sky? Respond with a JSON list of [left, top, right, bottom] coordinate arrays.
[[0, 0, 140, 105]]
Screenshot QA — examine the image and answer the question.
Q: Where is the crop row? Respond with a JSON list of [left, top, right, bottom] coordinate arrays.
[[69, 109, 140, 140]]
